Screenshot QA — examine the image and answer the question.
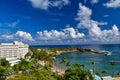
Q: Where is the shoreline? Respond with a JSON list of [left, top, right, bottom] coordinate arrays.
[[51, 63, 120, 79], [51, 64, 65, 75], [39, 60, 65, 75], [37, 46, 111, 56], [55, 49, 78, 55], [54, 48, 110, 56], [113, 77, 120, 80]]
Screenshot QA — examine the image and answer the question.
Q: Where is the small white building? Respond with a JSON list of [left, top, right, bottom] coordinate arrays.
[[0, 41, 29, 65]]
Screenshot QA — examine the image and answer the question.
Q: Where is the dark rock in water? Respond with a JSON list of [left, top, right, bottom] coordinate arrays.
[[77, 47, 111, 55]]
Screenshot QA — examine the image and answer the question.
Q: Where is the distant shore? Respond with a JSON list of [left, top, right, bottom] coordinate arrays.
[[52, 47, 110, 56], [55, 49, 78, 55]]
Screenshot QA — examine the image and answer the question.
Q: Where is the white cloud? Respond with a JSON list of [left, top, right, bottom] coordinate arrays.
[[7, 20, 19, 27], [63, 26, 85, 39], [103, 0, 120, 8], [37, 26, 84, 40], [76, 3, 92, 29], [0, 31, 34, 42], [28, 0, 49, 10], [103, 15, 109, 17], [16, 31, 34, 41], [1, 34, 13, 40], [76, 3, 120, 42], [91, 0, 99, 4], [28, 0, 70, 10], [0, 20, 20, 28], [76, 3, 107, 28], [101, 25, 120, 41], [50, 0, 70, 8], [98, 22, 108, 25]]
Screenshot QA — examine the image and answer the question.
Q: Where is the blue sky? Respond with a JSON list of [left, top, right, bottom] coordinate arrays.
[[0, 0, 120, 45]]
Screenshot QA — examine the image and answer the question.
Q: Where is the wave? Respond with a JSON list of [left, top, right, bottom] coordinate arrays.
[[106, 51, 112, 56]]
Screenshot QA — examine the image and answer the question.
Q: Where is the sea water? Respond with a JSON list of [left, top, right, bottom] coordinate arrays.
[[54, 44, 120, 77], [33, 44, 120, 76]]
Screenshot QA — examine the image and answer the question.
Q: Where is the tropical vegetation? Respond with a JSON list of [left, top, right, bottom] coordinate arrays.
[[0, 47, 117, 80]]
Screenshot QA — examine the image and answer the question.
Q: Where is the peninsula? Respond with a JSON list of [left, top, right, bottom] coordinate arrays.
[[46, 47, 111, 56]]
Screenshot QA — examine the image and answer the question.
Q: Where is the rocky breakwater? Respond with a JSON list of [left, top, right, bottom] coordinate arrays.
[[77, 47, 111, 56]]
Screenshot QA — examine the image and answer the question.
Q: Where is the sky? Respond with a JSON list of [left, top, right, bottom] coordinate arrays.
[[0, 0, 120, 45]]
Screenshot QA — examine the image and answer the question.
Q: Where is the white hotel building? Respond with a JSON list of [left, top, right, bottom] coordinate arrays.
[[0, 41, 29, 66]]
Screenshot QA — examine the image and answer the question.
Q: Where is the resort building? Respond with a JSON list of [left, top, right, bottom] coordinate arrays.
[[0, 41, 28, 58], [0, 41, 29, 66]]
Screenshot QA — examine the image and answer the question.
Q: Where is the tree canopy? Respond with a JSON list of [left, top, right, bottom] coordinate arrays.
[[0, 58, 10, 67], [63, 64, 93, 80]]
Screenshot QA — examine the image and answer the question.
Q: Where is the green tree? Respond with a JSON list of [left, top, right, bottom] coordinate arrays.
[[101, 70, 107, 76], [18, 59, 33, 71], [60, 57, 68, 72], [66, 62, 71, 67], [7, 74, 37, 80], [24, 69, 33, 75], [90, 61, 95, 74], [30, 47, 54, 64], [63, 64, 93, 80], [13, 64, 20, 73], [25, 50, 33, 59], [39, 50, 50, 61], [0, 66, 5, 76], [110, 61, 116, 77], [60, 57, 67, 64], [5, 67, 13, 76], [31, 48, 40, 61], [0, 58, 10, 67]]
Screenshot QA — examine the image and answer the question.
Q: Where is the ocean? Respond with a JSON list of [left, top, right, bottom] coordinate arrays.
[[32, 44, 120, 76]]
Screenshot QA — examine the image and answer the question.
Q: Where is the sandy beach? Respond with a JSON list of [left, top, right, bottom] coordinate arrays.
[[51, 64, 65, 75], [113, 77, 120, 80], [39, 60, 65, 75]]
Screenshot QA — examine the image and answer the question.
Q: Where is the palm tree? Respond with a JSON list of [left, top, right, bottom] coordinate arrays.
[[0, 58, 10, 67], [25, 50, 33, 59], [60, 57, 67, 65], [80, 64, 85, 70], [5, 67, 13, 76], [64, 64, 94, 80], [110, 61, 116, 77], [90, 61, 95, 74], [101, 70, 107, 76], [0, 66, 6, 79], [60, 57, 68, 71], [66, 62, 71, 68], [25, 69, 32, 75]]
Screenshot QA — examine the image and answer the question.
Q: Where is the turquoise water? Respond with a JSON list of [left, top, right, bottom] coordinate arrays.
[[55, 44, 120, 76]]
